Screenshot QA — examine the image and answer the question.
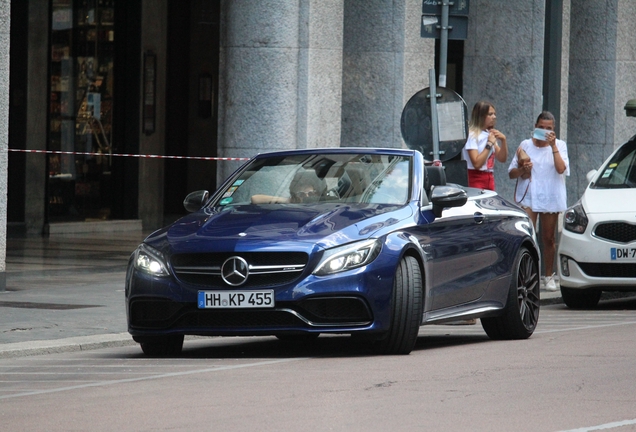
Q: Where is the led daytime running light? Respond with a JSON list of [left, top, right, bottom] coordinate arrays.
[[314, 239, 380, 276], [134, 244, 170, 276]]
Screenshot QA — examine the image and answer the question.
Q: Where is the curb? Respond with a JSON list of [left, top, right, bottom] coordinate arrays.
[[540, 295, 563, 306], [0, 333, 136, 359]]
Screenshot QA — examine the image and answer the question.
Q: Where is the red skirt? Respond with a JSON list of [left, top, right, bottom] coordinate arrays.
[[467, 169, 495, 191]]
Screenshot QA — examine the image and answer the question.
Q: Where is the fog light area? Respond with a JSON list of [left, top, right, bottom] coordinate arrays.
[[560, 255, 570, 277]]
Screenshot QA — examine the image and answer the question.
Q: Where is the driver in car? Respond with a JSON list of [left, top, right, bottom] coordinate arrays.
[[251, 170, 325, 204]]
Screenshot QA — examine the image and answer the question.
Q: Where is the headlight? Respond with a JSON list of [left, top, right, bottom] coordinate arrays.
[[563, 202, 588, 234], [313, 239, 381, 276], [133, 243, 170, 276]]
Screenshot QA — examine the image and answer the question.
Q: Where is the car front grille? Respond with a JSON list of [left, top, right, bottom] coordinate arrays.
[[594, 222, 636, 243], [170, 252, 308, 288], [577, 262, 636, 278], [128, 297, 372, 331]]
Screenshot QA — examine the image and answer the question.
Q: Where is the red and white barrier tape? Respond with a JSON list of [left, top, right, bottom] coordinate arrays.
[[7, 148, 249, 161]]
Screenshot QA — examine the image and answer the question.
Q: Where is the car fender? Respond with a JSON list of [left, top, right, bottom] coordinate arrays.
[[380, 230, 427, 289]]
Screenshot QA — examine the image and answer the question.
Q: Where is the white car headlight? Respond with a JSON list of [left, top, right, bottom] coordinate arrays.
[[133, 243, 170, 276], [313, 239, 381, 276], [563, 202, 588, 234]]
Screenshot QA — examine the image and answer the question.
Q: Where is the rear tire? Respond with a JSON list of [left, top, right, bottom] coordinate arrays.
[[139, 335, 184, 357], [481, 247, 540, 340], [561, 286, 601, 309], [375, 255, 423, 355]]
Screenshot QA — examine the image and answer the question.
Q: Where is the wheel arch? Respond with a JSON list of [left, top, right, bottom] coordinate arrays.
[[522, 238, 541, 270]]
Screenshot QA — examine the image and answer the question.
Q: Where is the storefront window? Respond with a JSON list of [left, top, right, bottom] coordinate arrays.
[[48, 0, 115, 221]]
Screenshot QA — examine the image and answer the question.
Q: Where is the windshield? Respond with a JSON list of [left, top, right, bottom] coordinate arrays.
[[214, 153, 412, 206], [593, 140, 636, 189]]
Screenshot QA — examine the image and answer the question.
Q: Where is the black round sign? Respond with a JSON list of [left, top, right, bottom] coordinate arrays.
[[400, 87, 468, 162]]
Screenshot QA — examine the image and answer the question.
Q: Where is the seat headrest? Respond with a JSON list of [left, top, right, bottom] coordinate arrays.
[[424, 165, 446, 195]]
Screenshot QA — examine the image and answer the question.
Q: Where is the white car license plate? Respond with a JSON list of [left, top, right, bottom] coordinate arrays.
[[610, 247, 636, 261], [197, 290, 275, 309]]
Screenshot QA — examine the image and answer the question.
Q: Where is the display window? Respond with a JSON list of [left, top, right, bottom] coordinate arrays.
[[48, 0, 115, 221]]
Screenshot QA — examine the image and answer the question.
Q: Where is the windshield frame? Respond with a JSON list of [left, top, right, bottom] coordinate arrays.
[[591, 139, 636, 189], [209, 150, 416, 207]]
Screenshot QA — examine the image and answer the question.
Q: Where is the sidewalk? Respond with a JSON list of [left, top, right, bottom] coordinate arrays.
[[0, 232, 562, 358], [1, 231, 147, 358]]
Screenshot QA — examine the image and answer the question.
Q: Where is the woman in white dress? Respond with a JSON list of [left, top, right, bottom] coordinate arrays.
[[508, 111, 569, 291]]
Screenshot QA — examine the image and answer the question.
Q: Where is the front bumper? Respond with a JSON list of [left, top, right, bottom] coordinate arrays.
[[125, 260, 397, 337], [558, 229, 636, 290]]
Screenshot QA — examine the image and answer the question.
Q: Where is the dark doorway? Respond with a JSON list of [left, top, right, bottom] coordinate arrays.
[[164, 0, 220, 223], [8, 0, 28, 233], [110, 0, 142, 220], [164, 1, 191, 219]]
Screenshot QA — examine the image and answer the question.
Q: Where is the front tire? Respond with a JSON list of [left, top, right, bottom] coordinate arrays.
[[375, 255, 423, 355], [481, 247, 540, 340], [139, 335, 184, 357], [561, 286, 601, 309]]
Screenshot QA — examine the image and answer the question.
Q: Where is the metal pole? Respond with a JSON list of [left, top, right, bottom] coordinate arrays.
[[438, 1, 450, 88], [429, 69, 440, 162]]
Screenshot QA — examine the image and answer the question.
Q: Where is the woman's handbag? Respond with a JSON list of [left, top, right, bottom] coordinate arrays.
[[514, 147, 531, 203], [517, 148, 531, 174]]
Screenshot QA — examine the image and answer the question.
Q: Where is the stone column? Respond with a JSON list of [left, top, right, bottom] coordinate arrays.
[[0, 0, 8, 291], [341, 0, 432, 148], [560, 0, 571, 142], [217, 0, 344, 182], [567, 0, 636, 203], [463, 0, 546, 202]]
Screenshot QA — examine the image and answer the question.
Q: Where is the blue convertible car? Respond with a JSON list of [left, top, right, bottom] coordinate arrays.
[[126, 148, 541, 355]]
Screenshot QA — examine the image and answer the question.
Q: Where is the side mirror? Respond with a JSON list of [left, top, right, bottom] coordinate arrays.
[[430, 185, 468, 217], [586, 169, 597, 184], [183, 190, 209, 213]]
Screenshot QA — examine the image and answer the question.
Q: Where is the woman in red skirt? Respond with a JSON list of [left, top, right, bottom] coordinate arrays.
[[461, 101, 508, 190]]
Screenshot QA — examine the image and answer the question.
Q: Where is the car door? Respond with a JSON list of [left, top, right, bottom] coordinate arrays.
[[416, 197, 500, 311]]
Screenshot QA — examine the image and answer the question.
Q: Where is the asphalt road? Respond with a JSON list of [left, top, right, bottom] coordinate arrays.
[[2, 298, 636, 432]]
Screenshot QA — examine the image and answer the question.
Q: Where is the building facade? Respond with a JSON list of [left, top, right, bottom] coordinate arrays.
[[2, 0, 636, 289]]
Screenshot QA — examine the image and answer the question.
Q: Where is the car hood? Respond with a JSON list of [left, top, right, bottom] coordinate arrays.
[[146, 203, 414, 254], [582, 188, 636, 216]]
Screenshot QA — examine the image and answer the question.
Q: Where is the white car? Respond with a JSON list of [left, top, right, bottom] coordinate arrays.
[[558, 135, 636, 308]]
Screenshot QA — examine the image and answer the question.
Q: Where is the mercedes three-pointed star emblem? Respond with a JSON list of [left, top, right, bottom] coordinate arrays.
[[221, 256, 249, 286]]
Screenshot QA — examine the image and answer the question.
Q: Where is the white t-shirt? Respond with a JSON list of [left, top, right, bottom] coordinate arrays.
[[508, 138, 569, 212], [462, 130, 495, 172]]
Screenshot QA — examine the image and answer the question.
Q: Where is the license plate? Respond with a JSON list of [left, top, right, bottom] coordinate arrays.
[[610, 247, 636, 261], [197, 290, 275, 309]]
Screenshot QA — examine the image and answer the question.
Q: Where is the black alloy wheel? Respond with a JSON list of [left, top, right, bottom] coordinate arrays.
[[481, 247, 540, 339]]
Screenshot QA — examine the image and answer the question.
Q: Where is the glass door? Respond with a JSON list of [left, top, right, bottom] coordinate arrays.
[[48, 0, 115, 221]]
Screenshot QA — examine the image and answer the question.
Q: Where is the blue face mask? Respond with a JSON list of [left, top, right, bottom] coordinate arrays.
[[533, 128, 550, 141]]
